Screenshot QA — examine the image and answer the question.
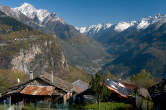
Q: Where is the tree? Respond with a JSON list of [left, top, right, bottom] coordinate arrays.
[[104, 71, 117, 81], [131, 69, 155, 88], [90, 74, 110, 110], [0, 69, 29, 93]]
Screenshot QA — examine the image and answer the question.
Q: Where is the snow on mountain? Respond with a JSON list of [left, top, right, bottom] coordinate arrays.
[[104, 24, 112, 29], [114, 21, 136, 32], [12, 2, 64, 24], [76, 23, 112, 34], [137, 19, 150, 30], [75, 27, 87, 33], [77, 14, 166, 35], [137, 14, 166, 30]]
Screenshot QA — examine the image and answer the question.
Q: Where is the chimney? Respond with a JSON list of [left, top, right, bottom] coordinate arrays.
[[30, 71, 33, 80], [17, 78, 20, 84], [51, 71, 54, 83]]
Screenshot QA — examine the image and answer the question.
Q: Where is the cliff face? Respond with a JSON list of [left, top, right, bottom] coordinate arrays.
[[0, 11, 88, 83], [0, 11, 69, 77], [10, 42, 68, 76]]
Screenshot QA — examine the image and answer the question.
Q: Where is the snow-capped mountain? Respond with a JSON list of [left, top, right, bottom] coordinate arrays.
[[12, 2, 64, 24], [76, 23, 112, 35], [76, 14, 166, 36], [137, 14, 166, 30], [114, 21, 136, 32], [0, 2, 109, 74]]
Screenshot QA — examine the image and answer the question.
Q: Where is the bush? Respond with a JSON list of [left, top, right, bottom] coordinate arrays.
[[131, 69, 155, 88]]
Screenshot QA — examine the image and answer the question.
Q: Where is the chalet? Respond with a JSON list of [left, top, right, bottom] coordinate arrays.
[[148, 79, 166, 110], [0, 75, 72, 108]]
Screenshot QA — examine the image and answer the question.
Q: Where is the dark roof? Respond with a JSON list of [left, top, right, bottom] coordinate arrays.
[[72, 80, 89, 94], [40, 74, 72, 92]]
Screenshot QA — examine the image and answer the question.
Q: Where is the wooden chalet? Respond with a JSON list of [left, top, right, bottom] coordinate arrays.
[[0, 75, 72, 107]]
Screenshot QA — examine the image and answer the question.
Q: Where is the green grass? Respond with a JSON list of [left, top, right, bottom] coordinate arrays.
[[0, 105, 4, 110], [0, 102, 134, 110], [72, 102, 134, 110]]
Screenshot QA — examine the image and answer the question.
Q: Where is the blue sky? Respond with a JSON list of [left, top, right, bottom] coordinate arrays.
[[1, 0, 166, 26]]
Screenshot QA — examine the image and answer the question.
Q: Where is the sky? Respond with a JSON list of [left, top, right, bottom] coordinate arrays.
[[1, 0, 166, 26]]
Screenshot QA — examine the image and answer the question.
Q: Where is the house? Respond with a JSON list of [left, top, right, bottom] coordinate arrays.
[[72, 80, 89, 95], [0, 75, 72, 108], [105, 79, 136, 103], [72, 80, 96, 104], [148, 79, 166, 110], [105, 79, 132, 98]]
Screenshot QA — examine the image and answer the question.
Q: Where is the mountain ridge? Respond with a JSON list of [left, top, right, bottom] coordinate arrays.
[[0, 3, 110, 74], [76, 13, 166, 36]]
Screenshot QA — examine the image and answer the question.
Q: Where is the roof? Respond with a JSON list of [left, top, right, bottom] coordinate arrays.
[[41, 74, 72, 92], [1, 75, 71, 97], [72, 80, 89, 94], [105, 79, 132, 98], [121, 82, 136, 90], [21, 85, 55, 96]]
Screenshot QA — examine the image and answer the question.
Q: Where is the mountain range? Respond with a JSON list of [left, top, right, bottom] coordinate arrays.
[[0, 3, 110, 74], [0, 2, 166, 79], [77, 14, 166, 78], [76, 13, 166, 38]]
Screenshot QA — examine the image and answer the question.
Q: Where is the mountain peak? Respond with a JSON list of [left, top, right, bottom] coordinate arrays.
[[13, 2, 50, 22], [76, 23, 112, 34], [114, 21, 136, 32], [20, 2, 35, 9], [12, 2, 64, 24]]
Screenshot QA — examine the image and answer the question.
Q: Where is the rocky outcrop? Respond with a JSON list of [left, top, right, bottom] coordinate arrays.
[[11, 41, 69, 76]]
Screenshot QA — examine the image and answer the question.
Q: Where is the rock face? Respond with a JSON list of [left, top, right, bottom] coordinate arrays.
[[10, 42, 69, 76], [11, 44, 42, 74], [0, 11, 69, 77]]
